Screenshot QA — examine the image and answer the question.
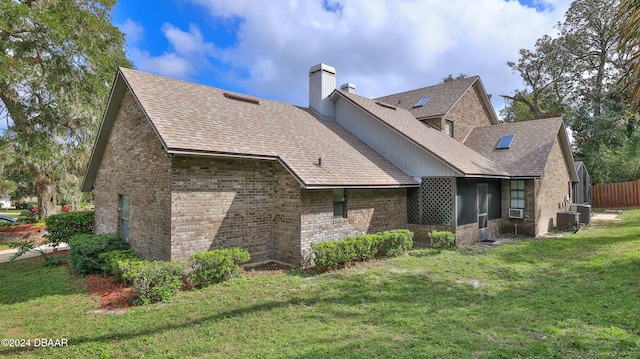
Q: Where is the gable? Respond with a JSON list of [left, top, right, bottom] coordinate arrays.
[[463, 118, 578, 181], [82, 68, 418, 192], [375, 76, 499, 125], [332, 90, 508, 178]]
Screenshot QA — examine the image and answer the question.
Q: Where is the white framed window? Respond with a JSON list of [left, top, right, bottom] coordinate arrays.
[[445, 120, 454, 137], [510, 180, 525, 209]]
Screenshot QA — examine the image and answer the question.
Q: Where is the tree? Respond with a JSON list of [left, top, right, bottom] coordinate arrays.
[[617, 0, 640, 110], [503, 0, 640, 182], [441, 73, 469, 83], [0, 0, 131, 217]]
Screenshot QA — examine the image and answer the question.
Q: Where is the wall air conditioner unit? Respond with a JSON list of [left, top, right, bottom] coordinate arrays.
[[508, 208, 524, 219]]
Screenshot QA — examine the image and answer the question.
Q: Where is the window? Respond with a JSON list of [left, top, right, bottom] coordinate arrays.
[[496, 135, 515, 149], [119, 195, 130, 241], [510, 180, 525, 209], [445, 120, 454, 137], [333, 189, 346, 218], [413, 97, 431, 107]]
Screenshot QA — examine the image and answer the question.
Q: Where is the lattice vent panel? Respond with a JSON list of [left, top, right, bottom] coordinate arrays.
[[421, 177, 454, 226], [407, 187, 421, 224]]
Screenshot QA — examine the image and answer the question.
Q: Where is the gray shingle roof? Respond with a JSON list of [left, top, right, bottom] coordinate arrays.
[[333, 90, 509, 177], [463, 117, 576, 178], [374, 76, 497, 123], [91, 68, 418, 189]]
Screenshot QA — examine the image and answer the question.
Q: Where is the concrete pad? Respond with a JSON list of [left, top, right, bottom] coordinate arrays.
[[0, 243, 69, 264]]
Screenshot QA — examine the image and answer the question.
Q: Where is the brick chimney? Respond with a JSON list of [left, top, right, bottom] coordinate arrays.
[[309, 63, 336, 120]]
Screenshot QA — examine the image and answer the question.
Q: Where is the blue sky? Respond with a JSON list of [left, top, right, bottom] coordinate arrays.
[[1, 0, 575, 133], [112, 0, 573, 115]]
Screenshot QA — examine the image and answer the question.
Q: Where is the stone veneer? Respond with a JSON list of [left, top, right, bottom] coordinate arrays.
[[93, 88, 408, 267]]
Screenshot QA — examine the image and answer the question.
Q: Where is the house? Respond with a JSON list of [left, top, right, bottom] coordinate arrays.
[[82, 64, 579, 267], [0, 194, 10, 210]]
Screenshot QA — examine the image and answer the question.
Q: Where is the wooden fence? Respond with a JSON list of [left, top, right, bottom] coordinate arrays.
[[592, 180, 640, 208]]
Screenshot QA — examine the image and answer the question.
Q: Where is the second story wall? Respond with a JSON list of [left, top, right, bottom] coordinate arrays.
[[442, 84, 495, 143]]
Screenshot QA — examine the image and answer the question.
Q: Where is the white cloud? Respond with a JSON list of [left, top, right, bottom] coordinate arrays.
[[117, 19, 217, 80], [122, 0, 575, 112], [184, 0, 574, 110]]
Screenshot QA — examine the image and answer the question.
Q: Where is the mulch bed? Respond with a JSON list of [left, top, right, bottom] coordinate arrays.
[[84, 274, 133, 310], [0, 224, 46, 242]]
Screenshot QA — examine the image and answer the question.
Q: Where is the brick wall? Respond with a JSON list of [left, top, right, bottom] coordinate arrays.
[[300, 188, 407, 266], [443, 85, 494, 142], [501, 179, 536, 237], [535, 137, 572, 234], [93, 89, 173, 260], [170, 156, 300, 263]]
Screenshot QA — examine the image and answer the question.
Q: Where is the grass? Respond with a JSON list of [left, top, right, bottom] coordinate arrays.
[[1, 211, 639, 358]]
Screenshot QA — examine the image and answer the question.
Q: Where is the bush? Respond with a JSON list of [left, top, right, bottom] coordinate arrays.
[[16, 216, 38, 224], [123, 260, 185, 305], [99, 249, 145, 281], [68, 234, 130, 274], [311, 230, 414, 271], [188, 247, 250, 288], [428, 230, 456, 249], [46, 211, 94, 245], [376, 229, 414, 257]]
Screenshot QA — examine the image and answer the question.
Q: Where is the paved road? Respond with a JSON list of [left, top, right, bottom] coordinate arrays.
[[0, 243, 69, 264]]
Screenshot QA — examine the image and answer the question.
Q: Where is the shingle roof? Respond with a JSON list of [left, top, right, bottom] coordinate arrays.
[[333, 90, 509, 177], [463, 117, 577, 179], [84, 68, 418, 190], [374, 76, 497, 124]]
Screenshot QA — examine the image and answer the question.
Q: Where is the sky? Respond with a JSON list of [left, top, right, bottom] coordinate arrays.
[[112, 0, 575, 115], [1, 0, 578, 135]]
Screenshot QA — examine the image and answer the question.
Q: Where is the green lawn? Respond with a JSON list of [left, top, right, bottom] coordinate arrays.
[[1, 211, 639, 358]]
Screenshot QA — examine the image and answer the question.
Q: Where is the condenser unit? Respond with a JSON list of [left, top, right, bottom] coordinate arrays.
[[508, 208, 524, 219]]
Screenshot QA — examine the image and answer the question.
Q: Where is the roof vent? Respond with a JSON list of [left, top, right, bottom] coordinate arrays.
[[223, 92, 260, 105], [375, 101, 397, 110]]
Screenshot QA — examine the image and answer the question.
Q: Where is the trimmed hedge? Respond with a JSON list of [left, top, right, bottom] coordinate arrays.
[[311, 229, 413, 271], [68, 234, 130, 274], [188, 247, 250, 288], [122, 260, 186, 305], [46, 211, 94, 245], [428, 230, 456, 249], [99, 249, 145, 282]]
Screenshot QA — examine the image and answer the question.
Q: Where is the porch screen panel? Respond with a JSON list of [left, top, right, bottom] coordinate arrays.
[[488, 180, 502, 220], [456, 179, 477, 226]]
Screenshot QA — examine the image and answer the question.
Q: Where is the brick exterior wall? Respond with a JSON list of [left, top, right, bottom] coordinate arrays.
[[93, 90, 173, 260], [500, 137, 572, 237], [535, 137, 572, 233], [443, 85, 494, 142], [300, 188, 407, 266], [92, 90, 407, 266]]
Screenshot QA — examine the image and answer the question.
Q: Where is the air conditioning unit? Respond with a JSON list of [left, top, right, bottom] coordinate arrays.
[[508, 208, 524, 219]]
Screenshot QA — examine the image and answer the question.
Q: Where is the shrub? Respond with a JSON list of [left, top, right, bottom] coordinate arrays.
[[123, 260, 185, 305], [188, 247, 250, 288], [376, 229, 414, 257], [428, 230, 456, 249], [68, 234, 130, 274], [99, 249, 145, 281], [348, 234, 380, 261], [46, 211, 94, 246], [16, 216, 38, 224], [311, 230, 414, 271]]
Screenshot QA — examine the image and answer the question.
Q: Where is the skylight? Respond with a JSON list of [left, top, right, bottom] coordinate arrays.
[[413, 97, 431, 107], [496, 135, 515, 149]]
